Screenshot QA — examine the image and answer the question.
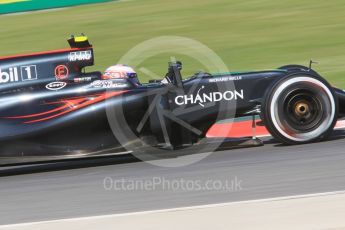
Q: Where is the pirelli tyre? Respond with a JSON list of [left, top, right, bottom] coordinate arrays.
[[261, 73, 338, 145]]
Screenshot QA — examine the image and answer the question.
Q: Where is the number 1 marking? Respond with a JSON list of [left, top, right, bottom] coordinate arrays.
[[24, 66, 32, 80]]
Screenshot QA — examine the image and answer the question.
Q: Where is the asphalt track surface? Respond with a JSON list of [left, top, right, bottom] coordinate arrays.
[[1, 130, 345, 225]]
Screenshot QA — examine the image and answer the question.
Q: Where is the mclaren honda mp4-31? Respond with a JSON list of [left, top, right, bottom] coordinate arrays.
[[0, 36, 344, 166]]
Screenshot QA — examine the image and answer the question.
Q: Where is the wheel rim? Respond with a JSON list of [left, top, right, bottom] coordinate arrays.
[[284, 90, 323, 132], [270, 76, 335, 142]]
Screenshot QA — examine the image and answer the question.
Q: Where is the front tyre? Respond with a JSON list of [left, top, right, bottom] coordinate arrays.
[[262, 74, 338, 145]]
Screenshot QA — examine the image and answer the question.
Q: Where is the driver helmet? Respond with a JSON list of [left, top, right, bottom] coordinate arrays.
[[103, 64, 140, 85]]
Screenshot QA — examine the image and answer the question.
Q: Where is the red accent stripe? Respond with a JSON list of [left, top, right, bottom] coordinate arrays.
[[336, 120, 345, 128], [0, 47, 92, 61], [5, 98, 87, 119], [25, 91, 126, 124], [6, 104, 72, 119], [206, 120, 268, 138], [206, 119, 345, 138], [5, 91, 127, 124]]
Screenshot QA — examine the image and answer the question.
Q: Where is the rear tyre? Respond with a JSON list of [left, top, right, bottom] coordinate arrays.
[[261, 73, 338, 145]]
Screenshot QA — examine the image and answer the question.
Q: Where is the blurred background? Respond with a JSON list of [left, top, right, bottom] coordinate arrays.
[[1, 0, 345, 86]]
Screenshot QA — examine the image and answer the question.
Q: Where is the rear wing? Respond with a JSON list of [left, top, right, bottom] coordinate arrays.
[[0, 35, 94, 88]]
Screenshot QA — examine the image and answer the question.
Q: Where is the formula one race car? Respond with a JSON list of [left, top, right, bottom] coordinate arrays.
[[0, 36, 344, 165]]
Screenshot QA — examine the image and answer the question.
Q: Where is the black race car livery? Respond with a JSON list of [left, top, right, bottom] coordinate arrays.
[[1, 36, 344, 166]]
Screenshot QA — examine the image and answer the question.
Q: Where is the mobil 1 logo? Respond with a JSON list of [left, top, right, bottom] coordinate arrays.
[[0, 65, 38, 84]]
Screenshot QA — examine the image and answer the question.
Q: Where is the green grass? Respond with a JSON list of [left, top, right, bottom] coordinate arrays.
[[1, 0, 345, 86]]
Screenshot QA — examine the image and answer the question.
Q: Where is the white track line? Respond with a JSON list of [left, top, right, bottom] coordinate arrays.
[[2, 190, 345, 228]]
